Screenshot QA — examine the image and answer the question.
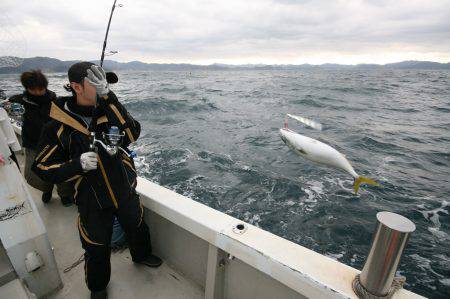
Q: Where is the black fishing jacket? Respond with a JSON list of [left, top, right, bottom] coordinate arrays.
[[32, 91, 140, 209], [9, 90, 56, 149]]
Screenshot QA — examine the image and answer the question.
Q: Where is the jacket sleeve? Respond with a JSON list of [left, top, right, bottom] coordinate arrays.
[[48, 90, 57, 101], [8, 94, 25, 104], [97, 91, 141, 146], [32, 123, 84, 184]]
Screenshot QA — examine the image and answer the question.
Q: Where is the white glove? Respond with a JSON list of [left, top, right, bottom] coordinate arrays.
[[80, 152, 98, 172], [86, 65, 110, 96]]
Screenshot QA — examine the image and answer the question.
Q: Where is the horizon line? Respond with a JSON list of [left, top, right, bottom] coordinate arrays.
[[3, 56, 450, 67]]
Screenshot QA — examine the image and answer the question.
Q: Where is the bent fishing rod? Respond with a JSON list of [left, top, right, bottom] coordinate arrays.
[[100, 0, 121, 67]]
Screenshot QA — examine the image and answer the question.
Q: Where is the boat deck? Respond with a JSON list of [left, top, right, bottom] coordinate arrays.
[[17, 152, 204, 299]]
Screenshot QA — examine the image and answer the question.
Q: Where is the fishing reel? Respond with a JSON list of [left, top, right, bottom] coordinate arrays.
[[103, 126, 125, 155], [90, 126, 126, 156], [10, 103, 24, 118]]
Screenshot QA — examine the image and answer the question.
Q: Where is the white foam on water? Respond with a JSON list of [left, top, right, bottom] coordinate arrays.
[[245, 197, 257, 205], [440, 278, 450, 287], [286, 200, 296, 206], [325, 176, 354, 193], [133, 156, 151, 175], [418, 200, 449, 241], [410, 254, 443, 279], [174, 177, 203, 199], [325, 251, 345, 261], [301, 180, 324, 203], [131, 141, 155, 155], [416, 203, 426, 209], [241, 165, 251, 171], [428, 227, 449, 241], [303, 189, 316, 203], [184, 148, 194, 157], [382, 156, 396, 164], [243, 211, 261, 226]]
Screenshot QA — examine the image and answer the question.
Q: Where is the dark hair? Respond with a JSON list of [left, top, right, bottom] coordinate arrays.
[[20, 70, 48, 90], [68, 61, 94, 83]]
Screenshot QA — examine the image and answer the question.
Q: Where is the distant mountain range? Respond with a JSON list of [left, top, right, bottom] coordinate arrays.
[[0, 56, 449, 74]]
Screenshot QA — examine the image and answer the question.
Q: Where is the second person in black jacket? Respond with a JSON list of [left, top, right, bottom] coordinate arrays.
[[8, 70, 73, 205]]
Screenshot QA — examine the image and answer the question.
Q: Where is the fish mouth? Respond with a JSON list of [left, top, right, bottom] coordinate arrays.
[[279, 128, 288, 144]]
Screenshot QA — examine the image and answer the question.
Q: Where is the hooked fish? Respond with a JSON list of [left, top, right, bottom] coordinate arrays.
[[280, 116, 378, 194]]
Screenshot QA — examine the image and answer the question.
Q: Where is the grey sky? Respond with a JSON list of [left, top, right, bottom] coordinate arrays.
[[1, 0, 450, 64]]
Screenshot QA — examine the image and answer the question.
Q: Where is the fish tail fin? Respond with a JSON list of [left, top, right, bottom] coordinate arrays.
[[354, 176, 379, 194]]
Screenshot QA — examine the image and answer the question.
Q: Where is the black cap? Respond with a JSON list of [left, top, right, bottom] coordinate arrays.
[[68, 61, 95, 84], [68, 61, 119, 84]]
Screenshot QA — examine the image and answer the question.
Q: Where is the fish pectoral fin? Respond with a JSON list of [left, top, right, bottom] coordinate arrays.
[[296, 148, 307, 155], [354, 176, 379, 194]]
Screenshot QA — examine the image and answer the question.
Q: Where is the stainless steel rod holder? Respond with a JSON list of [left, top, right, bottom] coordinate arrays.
[[359, 211, 415, 297]]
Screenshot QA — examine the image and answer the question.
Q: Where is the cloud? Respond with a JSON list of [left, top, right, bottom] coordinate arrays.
[[1, 0, 450, 64]]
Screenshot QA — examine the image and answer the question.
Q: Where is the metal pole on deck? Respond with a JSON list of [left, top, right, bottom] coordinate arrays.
[[353, 211, 415, 298]]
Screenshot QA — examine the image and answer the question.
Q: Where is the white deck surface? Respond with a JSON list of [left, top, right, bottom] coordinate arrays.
[[18, 153, 204, 299]]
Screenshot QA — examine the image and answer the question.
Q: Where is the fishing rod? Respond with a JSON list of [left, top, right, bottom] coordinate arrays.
[[100, 0, 122, 67], [99, 0, 122, 83]]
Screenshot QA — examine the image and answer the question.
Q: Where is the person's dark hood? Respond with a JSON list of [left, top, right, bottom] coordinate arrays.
[[24, 90, 55, 105]]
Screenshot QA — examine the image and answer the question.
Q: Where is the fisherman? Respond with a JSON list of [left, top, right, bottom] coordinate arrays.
[[7, 70, 73, 206], [32, 62, 162, 299]]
